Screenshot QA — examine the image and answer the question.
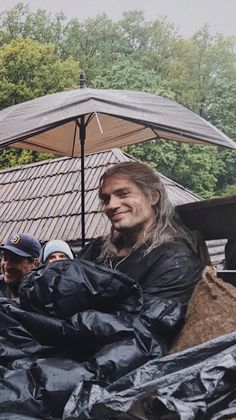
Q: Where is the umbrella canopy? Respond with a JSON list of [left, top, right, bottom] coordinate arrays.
[[0, 88, 235, 154]]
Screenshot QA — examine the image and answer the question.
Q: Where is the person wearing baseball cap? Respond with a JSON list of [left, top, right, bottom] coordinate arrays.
[[0, 232, 41, 298]]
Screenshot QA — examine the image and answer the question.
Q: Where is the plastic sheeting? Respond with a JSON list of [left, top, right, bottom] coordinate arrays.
[[1, 259, 234, 419], [64, 332, 236, 420], [0, 259, 185, 418]]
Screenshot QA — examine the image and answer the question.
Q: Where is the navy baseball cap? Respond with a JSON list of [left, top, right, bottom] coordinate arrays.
[[0, 233, 41, 258]]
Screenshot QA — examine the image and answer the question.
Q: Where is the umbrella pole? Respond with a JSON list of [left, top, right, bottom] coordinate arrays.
[[79, 116, 86, 248]]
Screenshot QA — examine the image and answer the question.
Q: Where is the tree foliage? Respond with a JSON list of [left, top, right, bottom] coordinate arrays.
[[127, 141, 221, 198], [0, 37, 80, 109], [0, 3, 66, 50], [91, 58, 174, 98], [0, 36, 80, 168]]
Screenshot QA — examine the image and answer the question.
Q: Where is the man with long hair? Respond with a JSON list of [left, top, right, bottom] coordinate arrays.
[[79, 161, 204, 305]]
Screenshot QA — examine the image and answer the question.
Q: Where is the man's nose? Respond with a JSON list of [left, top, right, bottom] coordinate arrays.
[[106, 195, 120, 210], [4, 258, 13, 267]]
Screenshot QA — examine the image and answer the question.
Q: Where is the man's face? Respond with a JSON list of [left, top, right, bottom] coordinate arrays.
[[1, 250, 36, 285], [100, 175, 158, 236]]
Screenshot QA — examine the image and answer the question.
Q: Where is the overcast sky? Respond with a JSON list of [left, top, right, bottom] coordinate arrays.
[[0, 0, 235, 38]]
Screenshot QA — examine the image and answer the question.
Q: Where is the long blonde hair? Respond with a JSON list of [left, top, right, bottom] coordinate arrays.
[[98, 161, 196, 261]]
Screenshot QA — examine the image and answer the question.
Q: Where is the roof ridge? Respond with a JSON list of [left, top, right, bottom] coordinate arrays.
[[0, 148, 123, 174]]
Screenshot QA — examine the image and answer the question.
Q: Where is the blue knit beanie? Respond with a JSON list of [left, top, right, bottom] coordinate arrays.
[[42, 240, 74, 263]]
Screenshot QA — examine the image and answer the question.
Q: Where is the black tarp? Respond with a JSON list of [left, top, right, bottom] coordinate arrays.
[[0, 259, 235, 419], [64, 332, 236, 420], [0, 259, 185, 418]]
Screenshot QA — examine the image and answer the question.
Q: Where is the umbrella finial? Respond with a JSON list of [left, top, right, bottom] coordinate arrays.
[[79, 71, 87, 89]]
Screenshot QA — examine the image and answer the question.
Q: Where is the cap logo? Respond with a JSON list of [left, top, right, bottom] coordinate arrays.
[[10, 235, 21, 245]]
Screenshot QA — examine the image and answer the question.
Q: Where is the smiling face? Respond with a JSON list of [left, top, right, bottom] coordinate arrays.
[[1, 250, 37, 285], [100, 175, 159, 240]]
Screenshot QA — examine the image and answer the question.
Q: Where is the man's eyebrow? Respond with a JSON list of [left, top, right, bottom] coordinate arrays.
[[100, 187, 130, 201], [114, 187, 130, 194], [101, 187, 130, 197]]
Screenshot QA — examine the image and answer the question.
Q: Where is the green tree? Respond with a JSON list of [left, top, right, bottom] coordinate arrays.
[[118, 10, 151, 53], [0, 148, 54, 168], [0, 37, 80, 168], [91, 58, 174, 97], [166, 26, 236, 115], [119, 12, 178, 76], [61, 11, 179, 83], [61, 14, 123, 83], [127, 141, 221, 198], [0, 3, 66, 52], [0, 37, 80, 109]]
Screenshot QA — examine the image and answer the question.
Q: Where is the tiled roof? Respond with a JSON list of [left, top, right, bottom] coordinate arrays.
[[0, 148, 202, 244]]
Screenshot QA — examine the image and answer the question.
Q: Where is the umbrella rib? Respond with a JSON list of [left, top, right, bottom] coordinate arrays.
[[15, 139, 59, 154], [94, 112, 103, 134]]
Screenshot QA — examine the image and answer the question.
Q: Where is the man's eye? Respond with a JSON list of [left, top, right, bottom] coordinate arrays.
[[101, 196, 109, 205], [119, 191, 129, 197]]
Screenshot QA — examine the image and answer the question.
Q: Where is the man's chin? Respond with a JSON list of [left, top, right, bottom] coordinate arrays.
[[112, 222, 131, 231], [3, 276, 17, 285], [112, 220, 125, 229]]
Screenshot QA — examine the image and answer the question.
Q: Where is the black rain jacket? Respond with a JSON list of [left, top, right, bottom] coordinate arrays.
[[79, 238, 204, 305]]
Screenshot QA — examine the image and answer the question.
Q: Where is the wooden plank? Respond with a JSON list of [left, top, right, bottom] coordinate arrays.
[[177, 195, 236, 240]]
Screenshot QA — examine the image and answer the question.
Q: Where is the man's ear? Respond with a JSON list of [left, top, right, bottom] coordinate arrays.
[[151, 192, 160, 206], [33, 258, 40, 268]]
